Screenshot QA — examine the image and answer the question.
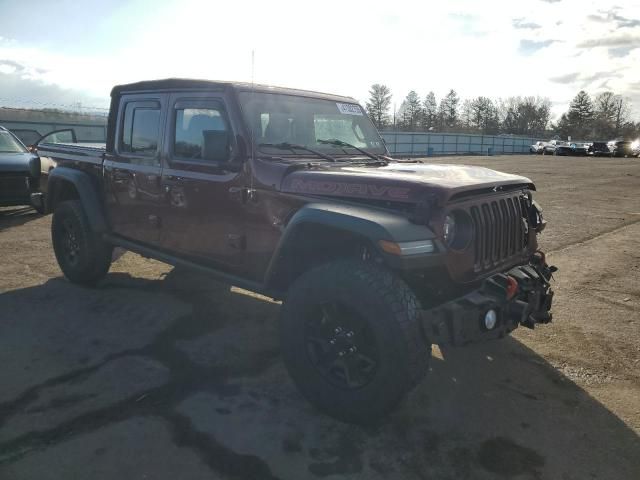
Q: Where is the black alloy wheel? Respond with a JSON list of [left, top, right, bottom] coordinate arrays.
[[304, 302, 379, 390]]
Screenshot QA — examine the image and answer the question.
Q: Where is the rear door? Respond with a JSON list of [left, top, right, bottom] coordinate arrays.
[[103, 94, 166, 245], [158, 91, 247, 270]]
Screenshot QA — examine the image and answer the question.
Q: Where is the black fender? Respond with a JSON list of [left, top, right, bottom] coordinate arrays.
[[264, 202, 440, 291], [47, 167, 108, 233]]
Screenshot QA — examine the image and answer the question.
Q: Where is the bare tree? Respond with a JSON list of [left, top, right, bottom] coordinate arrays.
[[469, 97, 499, 134], [499, 96, 550, 136], [612, 95, 631, 138]]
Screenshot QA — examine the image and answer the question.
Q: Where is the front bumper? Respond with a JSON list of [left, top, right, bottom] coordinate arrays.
[[421, 255, 556, 346]]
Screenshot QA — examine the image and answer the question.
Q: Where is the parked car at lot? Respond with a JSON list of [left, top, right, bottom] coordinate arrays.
[[529, 141, 546, 154], [588, 141, 611, 156], [0, 126, 43, 212], [542, 139, 564, 155], [37, 79, 556, 423], [29, 128, 79, 211], [569, 143, 589, 156], [542, 140, 557, 155], [554, 142, 575, 156], [608, 140, 634, 157]]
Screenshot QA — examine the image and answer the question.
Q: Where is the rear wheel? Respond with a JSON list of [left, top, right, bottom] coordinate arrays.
[[280, 260, 430, 424], [52, 200, 112, 286]]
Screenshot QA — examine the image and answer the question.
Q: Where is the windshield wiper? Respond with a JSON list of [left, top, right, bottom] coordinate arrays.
[[258, 142, 336, 162], [317, 139, 390, 163]]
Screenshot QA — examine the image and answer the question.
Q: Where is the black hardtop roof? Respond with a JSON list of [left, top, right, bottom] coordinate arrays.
[[111, 78, 358, 103]]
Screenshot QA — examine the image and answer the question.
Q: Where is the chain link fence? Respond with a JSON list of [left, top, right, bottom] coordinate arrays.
[[381, 131, 539, 156]]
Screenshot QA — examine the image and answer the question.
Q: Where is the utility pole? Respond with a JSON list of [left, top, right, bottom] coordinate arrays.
[[393, 103, 396, 130]]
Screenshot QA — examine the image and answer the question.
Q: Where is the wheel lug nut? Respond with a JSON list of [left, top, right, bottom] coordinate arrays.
[[338, 351, 345, 357], [346, 331, 354, 338], [349, 346, 357, 353], [329, 339, 336, 345], [334, 327, 342, 334]]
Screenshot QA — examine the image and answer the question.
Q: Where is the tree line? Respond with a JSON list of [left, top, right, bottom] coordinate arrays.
[[365, 84, 638, 140]]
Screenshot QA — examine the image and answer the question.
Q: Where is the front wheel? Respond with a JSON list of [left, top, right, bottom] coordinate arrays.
[[52, 200, 112, 286], [280, 260, 430, 424]]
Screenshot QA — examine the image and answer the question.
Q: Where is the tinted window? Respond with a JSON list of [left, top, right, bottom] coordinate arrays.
[[174, 107, 228, 161], [11, 129, 40, 146], [121, 102, 160, 155]]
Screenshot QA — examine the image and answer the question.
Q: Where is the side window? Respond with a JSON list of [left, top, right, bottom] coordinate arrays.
[[120, 101, 161, 155], [174, 106, 229, 161]]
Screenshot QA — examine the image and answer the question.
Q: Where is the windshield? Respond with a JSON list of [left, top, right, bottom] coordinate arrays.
[[238, 92, 385, 158], [0, 131, 27, 153]]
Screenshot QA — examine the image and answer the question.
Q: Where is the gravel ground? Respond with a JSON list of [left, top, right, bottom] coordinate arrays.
[[0, 154, 639, 479]]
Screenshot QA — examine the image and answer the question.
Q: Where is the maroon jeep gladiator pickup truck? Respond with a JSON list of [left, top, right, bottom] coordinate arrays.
[[35, 79, 556, 423]]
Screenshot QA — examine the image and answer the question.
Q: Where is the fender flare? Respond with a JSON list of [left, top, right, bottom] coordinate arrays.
[[47, 167, 108, 233], [263, 202, 438, 289]]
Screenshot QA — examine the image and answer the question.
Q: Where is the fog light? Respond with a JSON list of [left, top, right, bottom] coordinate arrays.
[[484, 309, 498, 330]]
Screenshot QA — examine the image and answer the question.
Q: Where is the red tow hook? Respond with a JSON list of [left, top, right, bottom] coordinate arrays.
[[506, 276, 519, 300]]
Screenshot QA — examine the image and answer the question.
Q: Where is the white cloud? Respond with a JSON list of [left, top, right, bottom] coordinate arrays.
[[0, 0, 638, 120]]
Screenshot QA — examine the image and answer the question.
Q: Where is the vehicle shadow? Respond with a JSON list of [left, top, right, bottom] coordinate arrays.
[[0, 206, 41, 232], [0, 269, 638, 480]]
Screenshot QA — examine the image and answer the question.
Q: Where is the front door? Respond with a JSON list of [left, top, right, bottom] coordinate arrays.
[[104, 95, 166, 245], [158, 92, 246, 271]]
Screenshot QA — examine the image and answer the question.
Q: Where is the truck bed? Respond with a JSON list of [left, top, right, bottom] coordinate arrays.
[[37, 142, 106, 165]]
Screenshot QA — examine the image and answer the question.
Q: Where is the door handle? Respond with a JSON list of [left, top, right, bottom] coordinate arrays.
[[229, 186, 256, 203]]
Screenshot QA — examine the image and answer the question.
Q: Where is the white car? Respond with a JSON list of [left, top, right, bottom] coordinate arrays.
[[530, 141, 547, 154]]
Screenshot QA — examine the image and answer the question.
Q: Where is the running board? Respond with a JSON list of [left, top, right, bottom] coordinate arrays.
[[104, 234, 273, 298]]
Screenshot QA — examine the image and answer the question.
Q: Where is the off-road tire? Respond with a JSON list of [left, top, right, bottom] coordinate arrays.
[[280, 260, 430, 424], [52, 200, 112, 286]]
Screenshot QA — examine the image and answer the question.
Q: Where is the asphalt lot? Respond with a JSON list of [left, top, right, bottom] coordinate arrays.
[[0, 154, 639, 480]]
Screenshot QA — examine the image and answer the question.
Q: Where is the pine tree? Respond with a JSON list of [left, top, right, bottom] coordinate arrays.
[[365, 84, 392, 129], [438, 89, 460, 130], [566, 90, 594, 138], [403, 91, 422, 131], [421, 91, 437, 131]]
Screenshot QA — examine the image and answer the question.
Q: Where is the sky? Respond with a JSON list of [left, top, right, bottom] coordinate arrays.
[[0, 0, 639, 120]]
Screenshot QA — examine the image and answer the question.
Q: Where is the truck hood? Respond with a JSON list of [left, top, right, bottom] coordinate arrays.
[[280, 162, 534, 204], [0, 153, 37, 174]]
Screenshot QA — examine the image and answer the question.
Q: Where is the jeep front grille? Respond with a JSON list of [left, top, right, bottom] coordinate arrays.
[[469, 195, 528, 271]]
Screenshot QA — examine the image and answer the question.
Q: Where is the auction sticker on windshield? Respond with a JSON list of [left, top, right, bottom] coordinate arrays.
[[336, 103, 363, 115]]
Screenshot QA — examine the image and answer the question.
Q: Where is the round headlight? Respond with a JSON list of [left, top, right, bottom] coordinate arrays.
[[443, 210, 473, 250]]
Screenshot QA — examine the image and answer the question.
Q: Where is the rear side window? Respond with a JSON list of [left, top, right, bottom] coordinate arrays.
[[174, 106, 229, 161], [121, 101, 161, 155]]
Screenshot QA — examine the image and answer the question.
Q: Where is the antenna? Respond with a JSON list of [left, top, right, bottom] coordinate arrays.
[[248, 49, 256, 200], [251, 49, 255, 85]]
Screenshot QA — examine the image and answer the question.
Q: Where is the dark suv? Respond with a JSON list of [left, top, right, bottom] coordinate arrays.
[[36, 79, 556, 423]]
